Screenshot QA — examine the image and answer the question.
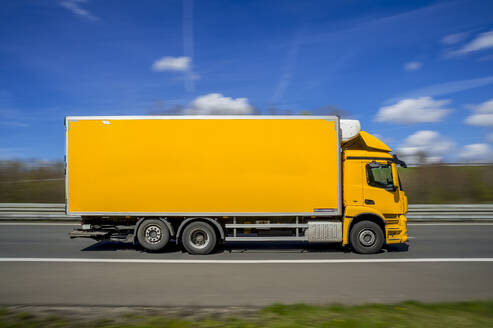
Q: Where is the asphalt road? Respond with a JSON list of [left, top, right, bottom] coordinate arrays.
[[0, 223, 492, 306]]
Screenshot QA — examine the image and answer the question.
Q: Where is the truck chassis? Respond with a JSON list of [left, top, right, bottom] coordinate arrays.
[[70, 215, 388, 255]]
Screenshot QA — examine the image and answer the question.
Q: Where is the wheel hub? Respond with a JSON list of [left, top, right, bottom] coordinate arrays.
[[358, 229, 376, 247], [145, 225, 162, 244], [190, 229, 209, 249]]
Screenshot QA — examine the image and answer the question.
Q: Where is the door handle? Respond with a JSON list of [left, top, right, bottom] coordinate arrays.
[[365, 199, 375, 205]]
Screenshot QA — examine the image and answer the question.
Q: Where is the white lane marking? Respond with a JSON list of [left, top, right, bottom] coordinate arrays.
[[408, 223, 493, 226], [407, 236, 416, 239], [0, 223, 79, 226], [0, 258, 492, 264]]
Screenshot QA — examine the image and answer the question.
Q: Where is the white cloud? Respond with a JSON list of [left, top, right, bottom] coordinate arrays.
[[441, 32, 468, 45], [152, 56, 190, 72], [458, 144, 493, 162], [465, 99, 493, 126], [397, 130, 454, 164], [184, 93, 255, 115], [375, 97, 452, 124], [404, 61, 422, 71], [60, 0, 98, 20], [455, 30, 493, 55], [468, 113, 493, 127]]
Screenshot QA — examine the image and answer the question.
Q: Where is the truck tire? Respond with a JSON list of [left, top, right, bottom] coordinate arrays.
[[350, 221, 384, 254], [136, 219, 170, 251], [181, 221, 217, 255]]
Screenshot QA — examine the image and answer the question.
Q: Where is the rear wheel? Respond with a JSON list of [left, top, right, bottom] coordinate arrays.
[[181, 221, 217, 255], [350, 221, 384, 254], [137, 219, 170, 251]]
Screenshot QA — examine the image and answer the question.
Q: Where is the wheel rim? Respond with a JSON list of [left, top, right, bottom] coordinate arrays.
[[189, 228, 210, 249], [145, 225, 162, 244], [358, 229, 376, 247]]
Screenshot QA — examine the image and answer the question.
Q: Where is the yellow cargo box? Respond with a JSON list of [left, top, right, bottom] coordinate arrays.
[[65, 116, 341, 216]]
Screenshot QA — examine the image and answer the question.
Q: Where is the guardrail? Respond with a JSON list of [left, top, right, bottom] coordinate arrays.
[[405, 204, 493, 221], [1, 203, 493, 222], [0, 203, 69, 220]]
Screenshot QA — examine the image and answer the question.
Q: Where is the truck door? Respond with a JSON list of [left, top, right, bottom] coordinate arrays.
[[362, 160, 401, 215]]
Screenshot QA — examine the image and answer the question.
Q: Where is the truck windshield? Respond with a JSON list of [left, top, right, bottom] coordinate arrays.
[[366, 164, 393, 189]]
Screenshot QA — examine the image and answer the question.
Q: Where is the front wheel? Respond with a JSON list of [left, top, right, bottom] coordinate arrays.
[[350, 221, 384, 254], [181, 221, 217, 255]]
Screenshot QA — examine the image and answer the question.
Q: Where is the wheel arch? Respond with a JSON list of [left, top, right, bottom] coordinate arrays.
[[176, 218, 225, 244], [348, 212, 385, 244]]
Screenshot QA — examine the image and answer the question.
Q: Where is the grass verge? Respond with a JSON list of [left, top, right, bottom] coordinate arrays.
[[1, 301, 493, 327]]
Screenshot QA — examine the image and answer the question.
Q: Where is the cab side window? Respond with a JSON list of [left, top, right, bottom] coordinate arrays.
[[366, 164, 393, 189]]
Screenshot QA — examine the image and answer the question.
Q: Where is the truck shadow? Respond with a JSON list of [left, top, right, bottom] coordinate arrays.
[[81, 240, 181, 253], [220, 242, 408, 254], [385, 243, 409, 252], [81, 240, 409, 254]]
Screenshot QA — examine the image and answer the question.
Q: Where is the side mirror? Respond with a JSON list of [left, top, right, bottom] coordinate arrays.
[[392, 154, 407, 168]]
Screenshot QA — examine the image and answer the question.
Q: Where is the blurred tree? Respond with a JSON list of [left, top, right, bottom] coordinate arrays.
[[299, 105, 350, 117], [317, 105, 350, 118], [1, 160, 493, 204], [148, 100, 184, 115], [416, 151, 428, 165], [250, 106, 261, 115]]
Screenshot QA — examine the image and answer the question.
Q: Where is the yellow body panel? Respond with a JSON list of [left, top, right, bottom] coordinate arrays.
[[342, 158, 364, 207], [358, 131, 392, 152], [342, 216, 352, 245], [66, 117, 340, 215]]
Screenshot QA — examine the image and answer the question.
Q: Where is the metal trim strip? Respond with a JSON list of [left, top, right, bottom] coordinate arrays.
[[65, 115, 339, 120], [335, 117, 342, 217], [225, 236, 308, 241], [64, 116, 69, 215], [225, 224, 309, 228], [67, 212, 340, 217]]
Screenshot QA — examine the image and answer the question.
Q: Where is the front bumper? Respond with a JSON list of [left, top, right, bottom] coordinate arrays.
[[385, 214, 408, 244]]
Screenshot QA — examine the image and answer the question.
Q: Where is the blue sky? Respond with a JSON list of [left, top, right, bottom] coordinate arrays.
[[1, 0, 493, 162]]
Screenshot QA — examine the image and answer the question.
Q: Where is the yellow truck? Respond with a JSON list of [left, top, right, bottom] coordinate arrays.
[[67, 115, 408, 254]]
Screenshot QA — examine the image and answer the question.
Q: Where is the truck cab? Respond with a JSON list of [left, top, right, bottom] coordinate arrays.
[[342, 131, 408, 253]]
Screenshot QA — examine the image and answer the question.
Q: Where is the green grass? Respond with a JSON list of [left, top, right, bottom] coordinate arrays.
[[1, 301, 493, 328]]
